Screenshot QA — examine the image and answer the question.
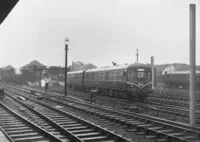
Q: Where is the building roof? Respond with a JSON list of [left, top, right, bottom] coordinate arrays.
[[21, 60, 46, 70], [1, 65, 15, 71], [0, 0, 19, 25]]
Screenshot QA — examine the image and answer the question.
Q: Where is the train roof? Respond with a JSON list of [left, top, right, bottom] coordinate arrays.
[[67, 70, 85, 74], [67, 63, 151, 74], [166, 71, 200, 74], [85, 63, 150, 73]]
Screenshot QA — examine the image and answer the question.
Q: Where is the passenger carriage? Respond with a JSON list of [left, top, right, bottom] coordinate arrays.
[[67, 70, 85, 90], [67, 63, 153, 101]]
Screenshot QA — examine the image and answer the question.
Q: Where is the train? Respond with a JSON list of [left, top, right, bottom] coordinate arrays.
[[67, 63, 154, 101], [159, 71, 200, 89]]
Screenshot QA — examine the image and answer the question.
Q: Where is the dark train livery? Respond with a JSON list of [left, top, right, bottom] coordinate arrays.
[[67, 63, 153, 101], [162, 71, 200, 89]]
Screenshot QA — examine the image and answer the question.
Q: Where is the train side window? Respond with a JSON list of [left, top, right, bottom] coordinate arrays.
[[100, 72, 102, 81], [148, 71, 151, 81], [116, 71, 119, 81], [109, 71, 112, 81], [117, 70, 120, 81], [101, 72, 105, 81], [79, 73, 81, 81], [111, 71, 114, 81], [116, 71, 118, 81], [123, 70, 127, 81], [91, 73, 93, 81], [110, 71, 112, 81], [113, 71, 116, 81], [94, 72, 98, 81], [108, 71, 111, 81], [105, 71, 109, 81], [119, 70, 123, 81], [90, 73, 92, 81], [98, 72, 101, 81], [92, 73, 94, 81], [114, 71, 117, 81], [86, 73, 88, 81], [112, 71, 115, 81]]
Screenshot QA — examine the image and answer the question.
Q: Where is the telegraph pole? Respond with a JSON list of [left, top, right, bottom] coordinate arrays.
[[189, 4, 196, 127], [64, 38, 69, 96], [136, 48, 139, 63]]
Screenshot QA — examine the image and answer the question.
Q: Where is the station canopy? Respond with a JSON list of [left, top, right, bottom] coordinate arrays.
[[0, 0, 19, 25]]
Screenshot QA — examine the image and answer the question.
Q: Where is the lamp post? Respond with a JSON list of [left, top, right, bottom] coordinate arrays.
[[136, 48, 139, 63], [64, 38, 69, 96]]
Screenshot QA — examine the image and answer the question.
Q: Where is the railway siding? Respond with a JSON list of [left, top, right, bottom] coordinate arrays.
[[4, 85, 200, 142], [0, 102, 63, 142], [3, 88, 132, 142]]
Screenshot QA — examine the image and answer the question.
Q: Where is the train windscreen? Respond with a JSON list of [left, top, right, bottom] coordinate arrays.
[[128, 68, 151, 82]]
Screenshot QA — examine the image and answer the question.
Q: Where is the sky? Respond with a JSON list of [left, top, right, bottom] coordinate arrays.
[[0, 0, 199, 68]]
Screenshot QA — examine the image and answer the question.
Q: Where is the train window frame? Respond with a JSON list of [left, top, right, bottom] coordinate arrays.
[[148, 71, 151, 81], [108, 71, 112, 81], [127, 70, 137, 81], [101, 71, 106, 81]]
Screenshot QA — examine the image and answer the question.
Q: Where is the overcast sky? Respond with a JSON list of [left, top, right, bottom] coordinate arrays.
[[0, 0, 199, 68]]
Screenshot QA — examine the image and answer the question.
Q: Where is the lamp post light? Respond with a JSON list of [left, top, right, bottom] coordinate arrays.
[[136, 48, 139, 63], [64, 38, 69, 96]]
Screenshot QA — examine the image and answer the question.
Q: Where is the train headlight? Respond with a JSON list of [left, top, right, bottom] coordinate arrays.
[[138, 83, 144, 87]]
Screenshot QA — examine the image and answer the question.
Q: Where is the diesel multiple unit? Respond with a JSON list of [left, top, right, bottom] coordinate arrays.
[[67, 63, 153, 101]]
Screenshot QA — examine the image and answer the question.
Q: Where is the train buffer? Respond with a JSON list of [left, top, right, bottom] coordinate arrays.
[[90, 89, 98, 103]]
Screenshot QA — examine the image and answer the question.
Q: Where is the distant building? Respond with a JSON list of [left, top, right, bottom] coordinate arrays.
[[0, 65, 15, 79]]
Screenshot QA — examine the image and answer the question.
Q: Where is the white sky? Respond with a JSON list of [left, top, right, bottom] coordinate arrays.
[[0, 0, 199, 68]]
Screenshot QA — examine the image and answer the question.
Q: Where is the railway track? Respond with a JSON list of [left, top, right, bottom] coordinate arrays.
[[65, 88, 200, 123], [4, 84, 200, 124], [146, 93, 200, 110], [3, 85, 200, 142], [35, 87, 200, 123], [3, 88, 132, 142], [0, 102, 62, 142]]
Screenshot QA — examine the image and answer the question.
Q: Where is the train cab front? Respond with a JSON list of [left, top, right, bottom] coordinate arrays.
[[126, 64, 152, 101]]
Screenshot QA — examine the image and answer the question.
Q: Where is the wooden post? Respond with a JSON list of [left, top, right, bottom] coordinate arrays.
[[189, 4, 196, 127]]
